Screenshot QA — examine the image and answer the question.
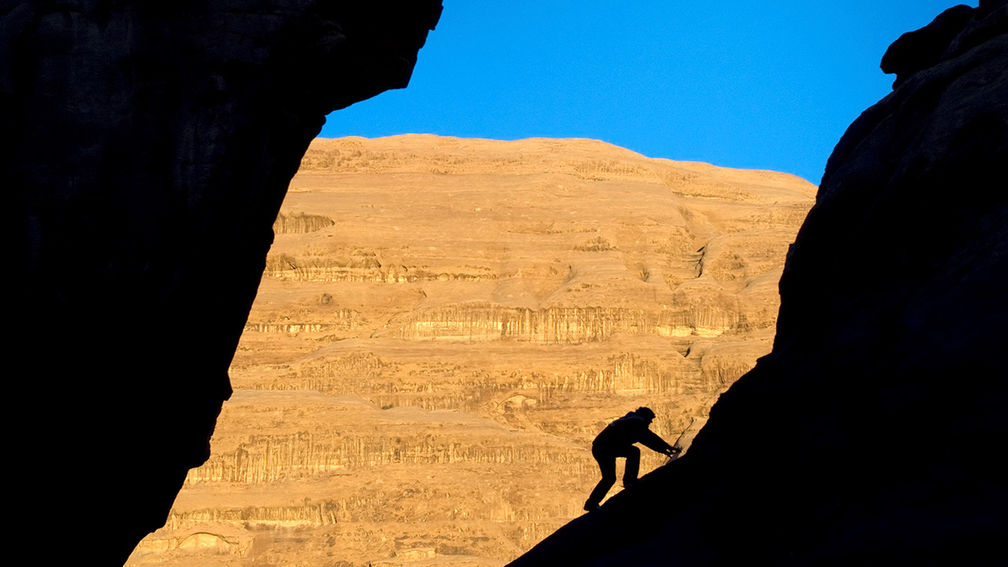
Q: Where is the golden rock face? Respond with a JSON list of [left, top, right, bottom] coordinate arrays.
[[127, 135, 815, 566]]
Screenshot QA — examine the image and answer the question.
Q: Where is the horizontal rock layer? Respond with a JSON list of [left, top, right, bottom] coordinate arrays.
[[128, 135, 814, 566]]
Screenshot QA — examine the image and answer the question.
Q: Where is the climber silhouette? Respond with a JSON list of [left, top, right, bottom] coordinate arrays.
[[584, 406, 679, 512]]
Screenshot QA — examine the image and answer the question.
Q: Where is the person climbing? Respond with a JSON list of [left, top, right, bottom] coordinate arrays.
[[583, 406, 679, 512]]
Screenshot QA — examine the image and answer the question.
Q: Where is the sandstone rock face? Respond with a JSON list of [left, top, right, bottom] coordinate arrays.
[[510, 3, 1008, 565], [4, 2, 441, 565], [125, 135, 814, 566]]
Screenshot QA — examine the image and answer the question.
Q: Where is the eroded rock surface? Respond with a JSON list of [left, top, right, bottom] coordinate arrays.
[[124, 135, 814, 566], [5, 2, 441, 564], [510, 3, 1008, 565]]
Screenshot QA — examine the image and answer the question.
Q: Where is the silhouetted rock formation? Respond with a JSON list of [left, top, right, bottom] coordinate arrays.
[[510, 3, 1007, 565], [5, 1, 440, 564], [880, 4, 974, 87]]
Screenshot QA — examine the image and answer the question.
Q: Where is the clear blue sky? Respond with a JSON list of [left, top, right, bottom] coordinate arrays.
[[321, 1, 977, 184]]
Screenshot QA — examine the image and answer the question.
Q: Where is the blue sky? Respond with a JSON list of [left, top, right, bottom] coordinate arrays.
[[321, 1, 977, 184]]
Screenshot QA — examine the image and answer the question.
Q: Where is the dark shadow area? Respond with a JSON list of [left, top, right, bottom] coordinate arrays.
[[5, 2, 441, 564]]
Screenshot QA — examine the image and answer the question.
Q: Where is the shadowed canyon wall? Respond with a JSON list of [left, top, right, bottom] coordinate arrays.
[[4, 1, 441, 564], [510, 2, 1007, 565]]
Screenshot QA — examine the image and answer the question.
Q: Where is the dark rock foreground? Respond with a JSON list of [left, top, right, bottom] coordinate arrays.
[[510, 2, 1007, 565], [5, 1, 441, 564]]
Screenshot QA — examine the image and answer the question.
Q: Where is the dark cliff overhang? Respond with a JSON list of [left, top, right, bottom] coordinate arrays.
[[5, 1, 441, 564]]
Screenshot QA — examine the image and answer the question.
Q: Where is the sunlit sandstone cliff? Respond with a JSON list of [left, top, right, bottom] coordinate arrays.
[[126, 136, 815, 566], [510, 2, 1008, 565], [5, 2, 441, 564]]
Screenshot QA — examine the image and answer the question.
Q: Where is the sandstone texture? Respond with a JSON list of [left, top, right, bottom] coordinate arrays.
[[4, 2, 441, 564], [510, 2, 1008, 565], [124, 135, 815, 566]]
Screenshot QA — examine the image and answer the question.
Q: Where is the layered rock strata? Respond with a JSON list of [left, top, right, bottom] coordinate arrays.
[[510, 2, 1008, 565], [4, 2, 441, 564], [126, 135, 814, 566]]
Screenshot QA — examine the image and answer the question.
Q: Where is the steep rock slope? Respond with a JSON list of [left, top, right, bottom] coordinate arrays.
[[4, 2, 441, 565], [509, 2, 1008, 565]]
